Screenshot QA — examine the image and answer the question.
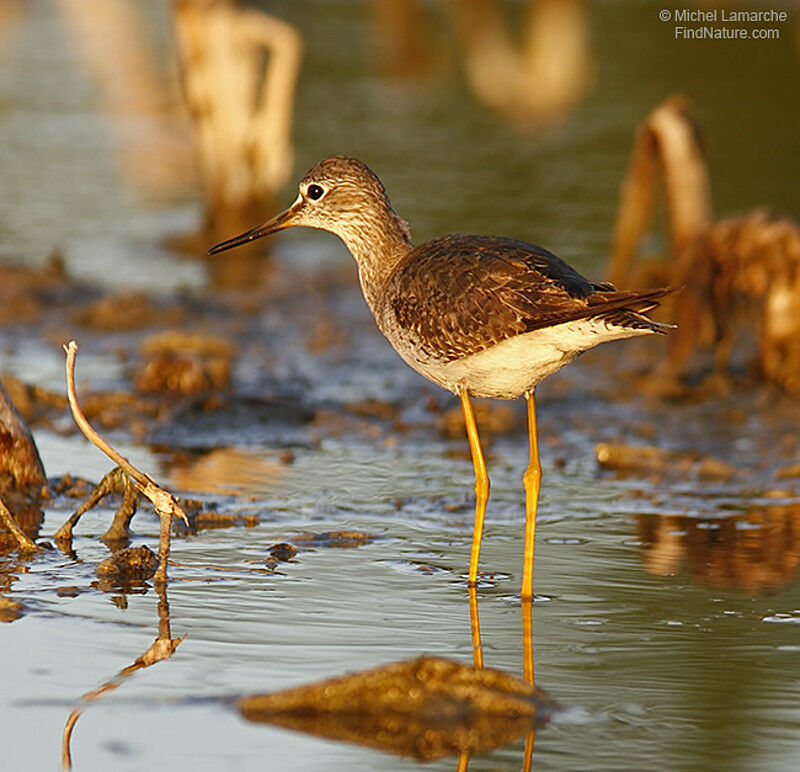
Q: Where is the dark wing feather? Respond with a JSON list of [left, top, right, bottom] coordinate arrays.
[[385, 234, 675, 362]]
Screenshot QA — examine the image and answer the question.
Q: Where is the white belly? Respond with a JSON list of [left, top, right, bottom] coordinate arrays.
[[391, 319, 653, 399]]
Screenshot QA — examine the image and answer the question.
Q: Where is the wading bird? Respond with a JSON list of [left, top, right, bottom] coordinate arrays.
[[210, 156, 674, 599]]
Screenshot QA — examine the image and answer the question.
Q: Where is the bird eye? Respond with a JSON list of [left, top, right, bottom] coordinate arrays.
[[307, 184, 324, 201]]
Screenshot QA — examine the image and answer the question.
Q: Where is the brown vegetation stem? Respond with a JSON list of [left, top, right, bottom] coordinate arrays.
[[0, 496, 38, 552], [62, 341, 189, 583], [65, 341, 153, 490]]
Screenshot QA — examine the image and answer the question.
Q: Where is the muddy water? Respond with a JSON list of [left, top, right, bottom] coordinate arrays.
[[2, 2, 800, 770]]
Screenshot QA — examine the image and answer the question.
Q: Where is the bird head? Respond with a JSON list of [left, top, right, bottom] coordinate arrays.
[[208, 156, 411, 257]]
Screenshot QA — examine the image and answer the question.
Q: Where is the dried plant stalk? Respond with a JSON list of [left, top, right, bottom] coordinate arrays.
[[0, 497, 37, 552], [63, 341, 189, 583]]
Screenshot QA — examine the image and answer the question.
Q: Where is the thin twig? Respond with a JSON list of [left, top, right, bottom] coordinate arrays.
[[63, 341, 189, 583], [63, 342, 188, 523], [0, 497, 38, 552]]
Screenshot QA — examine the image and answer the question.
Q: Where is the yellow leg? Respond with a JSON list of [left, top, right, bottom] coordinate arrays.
[[459, 386, 490, 588], [459, 585, 484, 771], [521, 389, 541, 601], [521, 594, 536, 769], [523, 729, 536, 772], [468, 584, 484, 669], [522, 596, 534, 684]]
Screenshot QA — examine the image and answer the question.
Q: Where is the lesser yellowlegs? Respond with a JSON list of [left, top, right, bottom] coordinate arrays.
[[210, 156, 674, 599]]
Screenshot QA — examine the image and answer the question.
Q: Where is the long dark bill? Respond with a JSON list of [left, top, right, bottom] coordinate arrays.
[[208, 198, 302, 255]]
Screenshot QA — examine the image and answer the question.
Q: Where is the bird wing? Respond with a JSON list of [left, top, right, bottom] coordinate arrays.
[[384, 234, 673, 362]]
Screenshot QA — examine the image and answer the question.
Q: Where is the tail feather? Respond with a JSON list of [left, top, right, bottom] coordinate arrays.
[[584, 285, 681, 333], [520, 284, 681, 336], [596, 308, 676, 334]]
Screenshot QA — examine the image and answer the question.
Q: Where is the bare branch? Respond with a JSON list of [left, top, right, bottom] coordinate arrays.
[[62, 341, 189, 529], [0, 497, 38, 552]]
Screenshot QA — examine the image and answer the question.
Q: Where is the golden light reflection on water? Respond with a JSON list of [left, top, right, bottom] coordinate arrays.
[[636, 503, 800, 596], [0, 1, 797, 769], [54, 0, 195, 201], [168, 447, 286, 497]]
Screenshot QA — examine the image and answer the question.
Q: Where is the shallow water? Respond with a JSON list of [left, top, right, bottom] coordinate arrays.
[[6, 418, 800, 770], [2, 1, 800, 770]]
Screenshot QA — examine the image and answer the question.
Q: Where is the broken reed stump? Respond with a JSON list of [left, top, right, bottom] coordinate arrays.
[[608, 95, 800, 393], [63, 341, 189, 583], [239, 656, 557, 761], [608, 95, 712, 290], [0, 382, 47, 552], [171, 0, 302, 284], [449, 0, 593, 125]]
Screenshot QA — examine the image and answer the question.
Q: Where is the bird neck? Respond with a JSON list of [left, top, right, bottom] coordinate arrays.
[[337, 213, 413, 315]]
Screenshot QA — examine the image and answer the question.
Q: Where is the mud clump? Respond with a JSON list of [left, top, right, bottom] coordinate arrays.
[[238, 656, 555, 761], [268, 542, 297, 561], [344, 399, 399, 421], [261, 531, 373, 569], [79, 391, 165, 434], [0, 596, 24, 622], [191, 511, 259, 531], [51, 474, 95, 499], [56, 586, 84, 598], [97, 545, 159, 585], [264, 541, 298, 570], [776, 463, 800, 480], [0, 374, 68, 425], [0, 377, 161, 435], [291, 530, 374, 549], [73, 292, 185, 331], [134, 331, 236, 396], [596, 442, 736, 480], [0, 252, 69, 325]]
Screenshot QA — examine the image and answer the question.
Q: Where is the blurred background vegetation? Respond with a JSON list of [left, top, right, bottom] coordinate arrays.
[[0, 1, 797, 287]]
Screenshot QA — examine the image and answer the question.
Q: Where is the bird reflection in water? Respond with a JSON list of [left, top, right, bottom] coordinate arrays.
[[458, 589, 537, 771], [636, 502, 800, 595], [61, 581, 184, 770]]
